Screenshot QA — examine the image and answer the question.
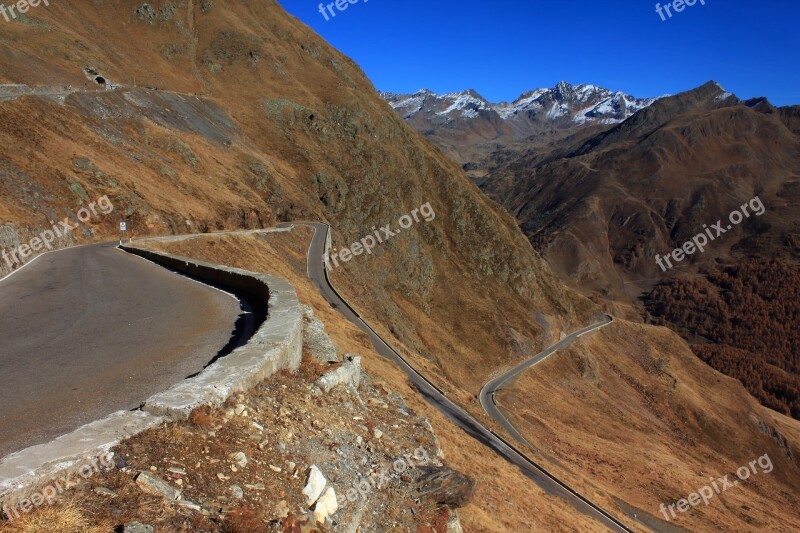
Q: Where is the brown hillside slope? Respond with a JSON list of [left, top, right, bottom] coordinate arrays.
[[645, 261, 800, 419], [477, 82, 800, 316], [132, 230, 610, 532], [500, 320, 800, 531], [153, 234, 800, 532], [472, 81, 800, 423], [0, 0, 588, 394]]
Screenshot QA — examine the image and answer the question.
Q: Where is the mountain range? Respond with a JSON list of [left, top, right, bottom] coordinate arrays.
[[386, 78, 800, 422], [381, 82, 662, 163]]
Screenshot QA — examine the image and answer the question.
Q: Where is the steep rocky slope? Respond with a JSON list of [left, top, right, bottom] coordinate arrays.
[[0, 1, 599, 530], [0, 0, 589, 394], [125, 229, 609, 532]]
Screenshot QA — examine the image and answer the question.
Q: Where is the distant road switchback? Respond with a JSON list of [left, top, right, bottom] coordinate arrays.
[[282, 222, 633, 533]]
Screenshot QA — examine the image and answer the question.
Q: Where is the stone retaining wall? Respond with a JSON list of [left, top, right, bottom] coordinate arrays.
[[0, 242, 304, 505]]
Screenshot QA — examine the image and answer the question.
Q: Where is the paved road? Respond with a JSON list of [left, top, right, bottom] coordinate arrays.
[[0, 243, 246, 458], [281, 222, 632, 533], [480, 315, 613, 449]]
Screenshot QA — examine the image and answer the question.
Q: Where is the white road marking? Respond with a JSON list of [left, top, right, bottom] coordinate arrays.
[[0, 241, 98, 286]]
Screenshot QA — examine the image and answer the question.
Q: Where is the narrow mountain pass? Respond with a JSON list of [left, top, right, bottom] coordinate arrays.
[[479, 315, 696, 532], [479, 315, 613, 448]]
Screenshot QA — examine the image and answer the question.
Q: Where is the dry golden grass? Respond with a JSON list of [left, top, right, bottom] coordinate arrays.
[[0, 502, 113, 533], [0, 0, 593, 395], [4, 3, 792, 531], [500, 320, 800, 531], [188, 405, 215, 430]]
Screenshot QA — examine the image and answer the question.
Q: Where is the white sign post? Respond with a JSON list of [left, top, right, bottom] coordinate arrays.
[[120, 221, 127, 244]]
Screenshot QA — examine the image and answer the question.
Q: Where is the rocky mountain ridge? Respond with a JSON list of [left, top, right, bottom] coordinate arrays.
[[1, 1, 799, 531], [382, 82, 661, 133], [380, 81, 663, 165]]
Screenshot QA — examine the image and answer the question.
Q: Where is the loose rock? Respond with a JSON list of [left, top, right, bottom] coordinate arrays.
[[123, 522, 154, 533], [302, 465, 327, 506], [230, 451, 248, 468], [274, 499, 289, 518], [134, 472, 181, 501], [413, 466, 475, 508], [94, 486, 117, 498], [317, 355, 362, 393], [313, 486, 338, 524]]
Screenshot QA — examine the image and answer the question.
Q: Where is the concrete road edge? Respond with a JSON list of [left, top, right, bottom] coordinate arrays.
[[0, 239, 304, 506]]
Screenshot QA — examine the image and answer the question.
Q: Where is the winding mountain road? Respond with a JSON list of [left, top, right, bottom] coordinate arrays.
[[1, 226, 628, 529], [282, 222, 633, 533], [480, 315, 613, 448]]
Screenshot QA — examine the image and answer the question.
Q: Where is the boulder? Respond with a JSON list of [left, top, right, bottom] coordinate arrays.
[[134, 472, 181, 501], [413, 466, 475, 508], [302, 465, 327, 506], [313, 487, 338, 524], [317, 355, 361, 393]]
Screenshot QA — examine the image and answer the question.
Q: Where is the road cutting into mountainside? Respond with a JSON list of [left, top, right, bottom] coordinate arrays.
[[479, 315, 614, 449], [0, 242, 250, 459], [280, 221, 633, 533]]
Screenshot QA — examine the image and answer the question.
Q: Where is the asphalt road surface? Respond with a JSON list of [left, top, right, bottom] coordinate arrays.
[[480, 315, 614, 449], [0, 243, 246, 458], [282, 222, 632, 533]]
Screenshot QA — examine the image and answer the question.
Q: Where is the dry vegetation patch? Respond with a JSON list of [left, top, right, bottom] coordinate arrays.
[[500, 320, 800, 531]]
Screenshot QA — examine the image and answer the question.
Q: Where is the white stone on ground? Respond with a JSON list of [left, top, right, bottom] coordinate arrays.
[[314, 486, 338, 524], [302, 465, 327, 506], [317, 355, 361, 393]]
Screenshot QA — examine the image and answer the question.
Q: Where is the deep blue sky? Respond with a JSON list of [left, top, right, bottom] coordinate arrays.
[[282, 0, 799, 106]]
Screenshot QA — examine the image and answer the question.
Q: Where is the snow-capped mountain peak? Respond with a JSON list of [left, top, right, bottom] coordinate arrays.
[[381, 88, 490, 119], [382, 82, 665, 128]]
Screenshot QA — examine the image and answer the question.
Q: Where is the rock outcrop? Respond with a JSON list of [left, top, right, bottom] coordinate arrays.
[[302, 304, 341, 363], [413, 466, 475, 508], [317, 355, 362, 393]]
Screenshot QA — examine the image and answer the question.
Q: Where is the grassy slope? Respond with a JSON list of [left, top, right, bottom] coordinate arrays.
[[0, 0, 589, 393], [142, 230, 606, 532], [500, 320, 800, 531]]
